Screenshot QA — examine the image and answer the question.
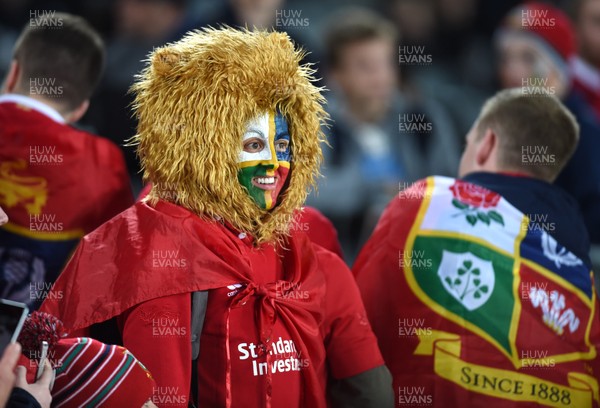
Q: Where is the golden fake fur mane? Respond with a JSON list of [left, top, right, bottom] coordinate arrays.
[[130, 27, 327, 244]]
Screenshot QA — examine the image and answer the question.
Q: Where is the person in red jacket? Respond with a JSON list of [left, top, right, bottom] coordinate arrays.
[[297, 206, 344, 259], [41, 27, 391, 407], [0, 13, 133, 309], [354, 89, 600, 407]]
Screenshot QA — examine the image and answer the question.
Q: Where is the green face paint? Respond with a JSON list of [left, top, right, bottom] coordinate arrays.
[[238, 165, 269, 208], [238, 110, 291, 210]]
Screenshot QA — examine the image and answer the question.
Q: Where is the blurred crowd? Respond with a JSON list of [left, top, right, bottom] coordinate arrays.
[[0, 0, 598, 261], [1, 1, 600, 406]]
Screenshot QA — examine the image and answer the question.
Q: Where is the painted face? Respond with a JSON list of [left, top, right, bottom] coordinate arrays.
[[238, 110, 291, 210]]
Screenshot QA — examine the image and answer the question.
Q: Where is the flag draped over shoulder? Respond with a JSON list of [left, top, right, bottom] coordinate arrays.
[[354, 176, 600, 408], [0, 101, 133, 308]]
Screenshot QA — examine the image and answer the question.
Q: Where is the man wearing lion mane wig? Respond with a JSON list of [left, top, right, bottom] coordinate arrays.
[[40, 28, 393, 407]]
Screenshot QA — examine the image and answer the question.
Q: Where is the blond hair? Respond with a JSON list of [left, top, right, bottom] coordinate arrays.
[[476, 89, 579, 181]]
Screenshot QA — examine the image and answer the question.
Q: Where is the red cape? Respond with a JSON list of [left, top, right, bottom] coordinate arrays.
[[41, 200, 328, 407], [138, 184, 343, 258]]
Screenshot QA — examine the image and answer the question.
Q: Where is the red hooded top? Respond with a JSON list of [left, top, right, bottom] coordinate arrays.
[[41, 200, 382, 407]]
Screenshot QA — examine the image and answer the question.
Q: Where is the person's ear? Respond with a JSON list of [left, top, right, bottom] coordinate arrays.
[[475, 128, 497, 167], [2, 60, 21, 94], [64, 99, 89, 124]]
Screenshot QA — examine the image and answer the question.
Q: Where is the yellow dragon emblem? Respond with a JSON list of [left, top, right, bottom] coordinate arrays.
[[0, 159, 48, 215]]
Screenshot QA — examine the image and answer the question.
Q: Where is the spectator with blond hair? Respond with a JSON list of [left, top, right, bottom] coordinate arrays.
[[354, 89, 600, 407]]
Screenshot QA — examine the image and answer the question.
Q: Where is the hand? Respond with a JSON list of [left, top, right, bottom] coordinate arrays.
[[0, 343, 21, 407], [14, 360, 53, 408]]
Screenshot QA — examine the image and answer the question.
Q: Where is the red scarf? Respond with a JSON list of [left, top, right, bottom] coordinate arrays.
[[41, 200, 327, 407]]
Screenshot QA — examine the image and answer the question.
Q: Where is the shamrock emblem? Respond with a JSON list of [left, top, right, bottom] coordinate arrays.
[[438, 251, 495, 311]]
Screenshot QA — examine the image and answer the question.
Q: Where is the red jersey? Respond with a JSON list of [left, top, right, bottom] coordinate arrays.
[[0, 95, 133, 308], [41, 200, 383, 407], [297, 207, 344, 259]]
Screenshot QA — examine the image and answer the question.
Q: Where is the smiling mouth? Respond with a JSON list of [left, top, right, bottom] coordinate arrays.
[[251, 176, 278, 191]]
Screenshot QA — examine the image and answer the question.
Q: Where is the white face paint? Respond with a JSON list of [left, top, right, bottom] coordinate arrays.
[[238, 112, 272, 164]]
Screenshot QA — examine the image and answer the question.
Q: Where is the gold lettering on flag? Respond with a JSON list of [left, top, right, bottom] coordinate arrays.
[[415, 330, 599, 407]]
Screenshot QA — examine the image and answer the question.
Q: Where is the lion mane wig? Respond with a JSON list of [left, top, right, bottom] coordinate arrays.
[[129, 27, 327, 244]]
